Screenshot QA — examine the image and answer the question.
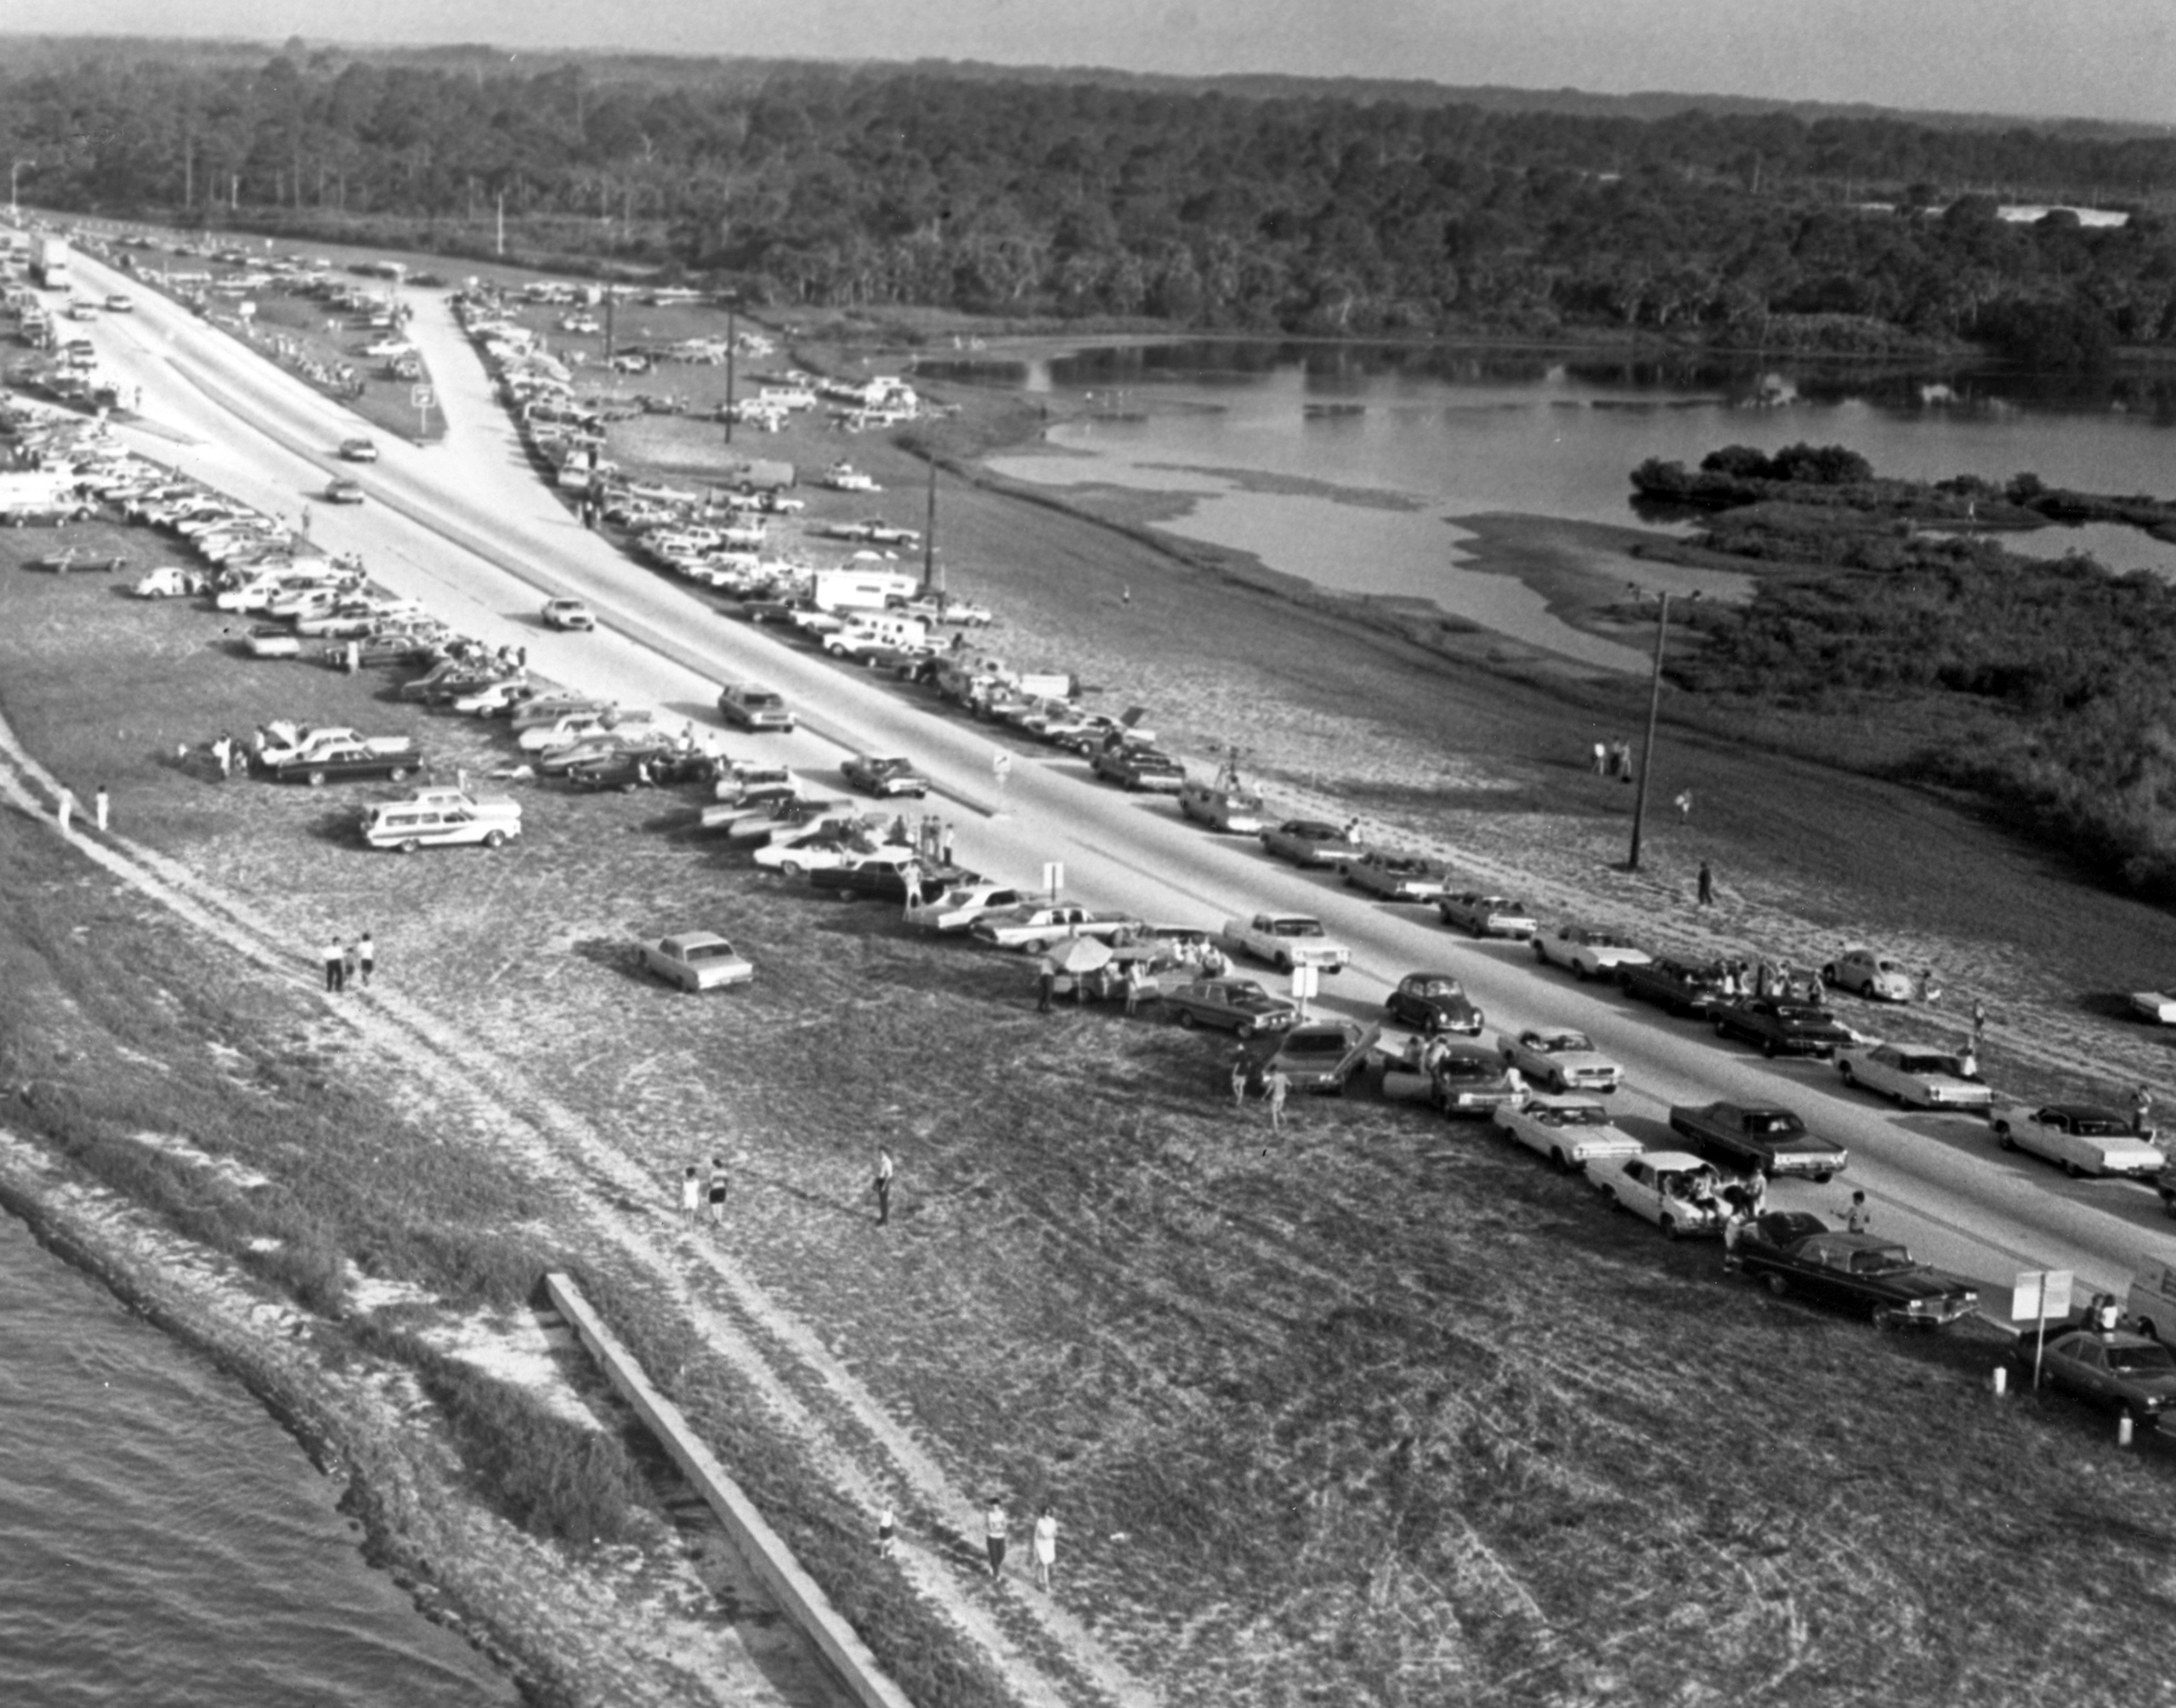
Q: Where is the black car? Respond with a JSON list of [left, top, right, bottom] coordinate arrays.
[[1383, 971, 1484, 1037], [2020, 1330, 2176, 1422], [1730, 1213, 1980, 1326], [1709, 998, 1856, 1060], [265, 744, 422, 787], [1669, 1101, 1849, 1182], [819, 857, 975, 904], [1618, 956, 1727, 1017]]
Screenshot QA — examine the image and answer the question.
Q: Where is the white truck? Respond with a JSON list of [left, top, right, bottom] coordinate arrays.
[[30, 234, 69, 291], [811, 567, 919, 613], [1218, 913, 1352, 975]]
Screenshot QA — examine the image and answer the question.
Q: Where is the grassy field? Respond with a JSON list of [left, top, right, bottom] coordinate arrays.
[[10, 501, 2176, 1707]]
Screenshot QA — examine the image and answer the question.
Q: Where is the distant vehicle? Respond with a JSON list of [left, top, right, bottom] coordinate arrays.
[[337, 437, 379, 462], [103, 291, 133, 312], [2128, 988, 2176, 1026], [819, 849, 966, 904], [1986, 1101, 2164, 1179], [717, 683, 796, 732], [907, 882, 1034, 932], [1090, 744, 1186, 793], [1259, 819, 1363, 868], [541, 597, 597, 631], [1255, 1019, 1380, 1095], [968, 902, 1143, 953], [1821, 948, 1915, 1001], [1218, 913, 1352, 974], [1532, 925, 1651, 981], [243, 623, 301, 659], [1344, 851, 1452, 902], [1668, 1101, 1847, 1182], [842, 754, 932, 798], [360, 798, 520, 854], [264, 743, 422, 788], [2015, 1329, 2176, 1424], [1614, 957, 1728, 1018], [1587, 1151, 1725, 1239], [1161, 977, 1299, 1038], [1730, 1213, 1980, 1327], [1496, 1027, 1622, 1094], [1708, 998, 1857, 1061], [1383, 971, 1483, 1037], [1434, 892, 1537, 939], [326, 476, 366, 504], [1493, 1095, 1644, 1173], [641, 931, 754, 993], [1835, 1043, 1992, 1111], [1176, 779, 1265, 834]]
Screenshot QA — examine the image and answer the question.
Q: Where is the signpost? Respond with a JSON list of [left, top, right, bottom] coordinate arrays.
[[2011, 1267, 2075, 1388], [1042, 862, 1063, 904], [411, 383, 435, 438], [1289, 963, 1320, 1021]]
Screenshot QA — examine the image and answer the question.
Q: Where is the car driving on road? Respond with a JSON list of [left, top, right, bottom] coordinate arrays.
[[1259, 819, 1363, 868], [1344, 851, 1453, 902], [542, 597, 597, 631], [717, 683, 796, 732], [1383, 971, 1483, 1037], [842, 754, 932, 798], [1669, 1101, 1848, 1182]]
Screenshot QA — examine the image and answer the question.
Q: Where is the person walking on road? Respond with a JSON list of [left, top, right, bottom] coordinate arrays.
[[983, 1497, 1010, 1581], [680, 1163, 701, 1230], [321, 935, 346, 993], [1841, 1190, 1871, 1234], [706, 1156, 730, 1230], [1033, 1505, 1058, 1592], [1264, 1066, 1291, 1132], [1696, 860, 1714, 907], [873, 1146, 894, 1227]]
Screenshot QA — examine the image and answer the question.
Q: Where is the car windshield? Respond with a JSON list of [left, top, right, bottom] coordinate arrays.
[[1849, 1247, 1913, 1275], [2072, 1117, 2128, 1137], [683, 942, 739, 962], [1289, 823, 1338, 839], [1436, 1058, 1497, 1084], [743, 693, 782, 709], [1413, 980, 1461, 997], [1590, 933, 1632, 948], [1283, 1034, 1351, 1058], [2107, 1344, 2176, 1374], [1537, 1033, 1591, 1054], [1545, 1106, 1608, 1127], [1270, 920, 1324, 937], [1745, 1112, 1806, 1135]]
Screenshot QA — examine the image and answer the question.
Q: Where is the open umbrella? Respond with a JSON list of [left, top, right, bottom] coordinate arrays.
[[1046, 936, 1113, 975]]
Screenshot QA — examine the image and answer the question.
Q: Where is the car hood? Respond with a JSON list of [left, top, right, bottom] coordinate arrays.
[[1867, 1268, 1977, 1304]]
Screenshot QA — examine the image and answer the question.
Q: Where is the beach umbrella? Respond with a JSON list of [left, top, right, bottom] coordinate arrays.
[[1046, 936, 1113, 975]]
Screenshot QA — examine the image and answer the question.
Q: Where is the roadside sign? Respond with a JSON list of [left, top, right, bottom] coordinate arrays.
[[236, 302, 255, 319], [1289, 963, 1320, 1018], [2013, 1267, 2075, 1390], [410, 384, 435, 410], [1042, 862, 1062, 901]]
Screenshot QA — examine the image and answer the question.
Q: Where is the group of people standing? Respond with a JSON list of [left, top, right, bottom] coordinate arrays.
[[678, 1157, 734, 1230], [1591, 739, 1636, 781], [320, 930, 376, 993]]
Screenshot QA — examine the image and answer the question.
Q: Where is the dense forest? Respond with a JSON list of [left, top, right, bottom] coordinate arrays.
[[4, 43, 2176, 360]]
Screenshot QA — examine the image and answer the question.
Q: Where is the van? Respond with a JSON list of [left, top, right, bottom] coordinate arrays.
[[360, 800, 521, 854], [1179, 780, 1266, 835], [2124, 1256, 2176, 1340], [824, 614, 928, 659]]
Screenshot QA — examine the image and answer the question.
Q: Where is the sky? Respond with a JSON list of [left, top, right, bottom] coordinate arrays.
[[6, 0, 2173, 127]]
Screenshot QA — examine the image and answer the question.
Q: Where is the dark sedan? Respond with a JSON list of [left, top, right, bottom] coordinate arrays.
[[1259, 819, 1363, 868], [1383, 971, 1484, 1037], [1669, 1101, 1848, 1182], [1730, 1213, 1980, 1327], [842, 754, 932, 798], [1161, 977, 1299, 1038], [1618, 956, 1728, 1017], [1254, 1019, 1381, 1094], [265, 744, 422, 787], [1709, 998, 1857, 1060], [2021, 1330, 2176, 1423]]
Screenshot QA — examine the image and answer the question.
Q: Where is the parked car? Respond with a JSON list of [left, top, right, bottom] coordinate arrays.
[[1259, 819, 1363, 868], [819, 851, 967, 904], [541, 597, 597, 631], [1434, 891, 1538, 939], [1493, 1094, 1644, 1173], [2128, 987, 2176, 1026], [1090, 744, 1187, 793], [244, 623, 301, 659], [326, 476, 366, 504], [1533, 924, 1652, 981], [1587, 1151, 1726, 1239], [264, 744, 422, 788], [1986, 1101, 2164, 1179], [2016, 1329, 2176, 1423], [640, 931, 754, 992], [1425, 1049, 1524, 1118], [717, 683, 796, 732], [360, 798, 520, 853], [1255, 1019, 1380, 1094], [1496, 1027, 1622, 1094], [1835, 1043, 1993, 1111], [751, 827, 874, 876], [1668, 1101, 1847, 1182], [1345, 851, 1452, 902], [1616, 957, 1728, 1017], [338, 437, 379, 461], [1730, 1213, 1980, 1326], [1821, 947, 1915, 1001], [1219, 913, 1352, 974], [842, 754, 932, 798], [969, 902, 1144, 952], [1383, 971, 1484, 1036], [1708, 998, 1857, 1060], [906, 882, 1034, 932], [1161, 977, 1300, 1038], [1176, 780, 1265, 834]]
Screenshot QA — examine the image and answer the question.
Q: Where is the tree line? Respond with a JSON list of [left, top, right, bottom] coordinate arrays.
[[6, 48, 2176, 362]]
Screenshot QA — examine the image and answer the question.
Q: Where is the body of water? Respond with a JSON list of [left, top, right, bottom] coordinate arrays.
[[0, 1208, 517, 1708], [953, 342, 2176, 668]]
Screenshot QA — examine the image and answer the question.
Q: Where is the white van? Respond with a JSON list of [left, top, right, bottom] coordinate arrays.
[[360, 798, 521, 853], [1179, 779, 1266, 835], [2124, 1257, 2176, 1340], [824, 614, 928, 659]]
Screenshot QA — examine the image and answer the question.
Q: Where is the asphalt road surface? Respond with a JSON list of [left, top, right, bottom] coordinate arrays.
[[58, 240, 2176, 1324]]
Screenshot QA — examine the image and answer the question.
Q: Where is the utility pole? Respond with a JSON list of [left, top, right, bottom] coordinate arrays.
[[722, 294, 737, 445], [8, 159, 29, 226], [921, 461, 938, 597], [495, 188, 505, 257], [1626, 585, 1697, 872]]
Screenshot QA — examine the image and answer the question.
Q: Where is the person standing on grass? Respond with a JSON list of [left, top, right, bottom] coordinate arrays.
[[322, 935, 345, 993], [1231, 1048, 1251, 1109], [1035, 954, 1057, 1014], [55, 785, 74, 836], [94, 785, 109, 833], [1264, 1066, 1291, 1132], [876, 1504, 896, 1559], [2134, 1085, 2155, 1137], [873, 1146, 894, 1227], [358, 931, 375, 988], [706, 1157, 730, 1230], [343, 938, 362, 992], [1697, 860, 1714, 907], [680, 1163, 701, 1230], [1592, 740, 1607, 775], [983, 1497, 1010, 1581], [1033, 1505, 1057, 1592], [1971, 999, 1988, 1051], [1123, 959, 1148, 1017]]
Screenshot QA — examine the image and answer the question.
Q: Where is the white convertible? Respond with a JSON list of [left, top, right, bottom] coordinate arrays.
[[1495, 1026, 1623, 1094], [1587, 1151, 1726, 1239], [1493, 1095, 1644, 1172], [1533, 923, 1652, 981], [1836, 1043, 1992, 1111], [1988, 1100, 2164, 1179]]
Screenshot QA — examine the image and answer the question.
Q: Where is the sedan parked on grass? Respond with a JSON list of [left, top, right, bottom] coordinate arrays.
[[842, 754, 932, 798], [1533, 924, 1652, 981], [1255, 1020, 1381, 1094], [541, 597, 597, 631], [1730, 1213, 1980, 1326], [244, 623, 301, 659], [640, 931, 754, 992], [1821, 947, 1915, 1001], [2128, 988, 2176, 1025], [1669, 1101, 1848, 1182], [1496, 1027, 1622, 1094], [1617, 957, 1728, 1017], [1383, 972, 1483, 1037], [1835, 1044, 1992, 1111], [1588, 1151, 1726, 1239], [1345, 851, 1452, 902], [1259, 819, 1363, 868], [2019, 1330, 2176, 1424], [906, 883, 1034, 932], [1493, 1095, 1644, 1173], [1987, 1102, 2165, 1179], [1709, 998, 1857, 1060], [1161, 977, 1300, 1038], [1434, 892, 1537, 939]]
